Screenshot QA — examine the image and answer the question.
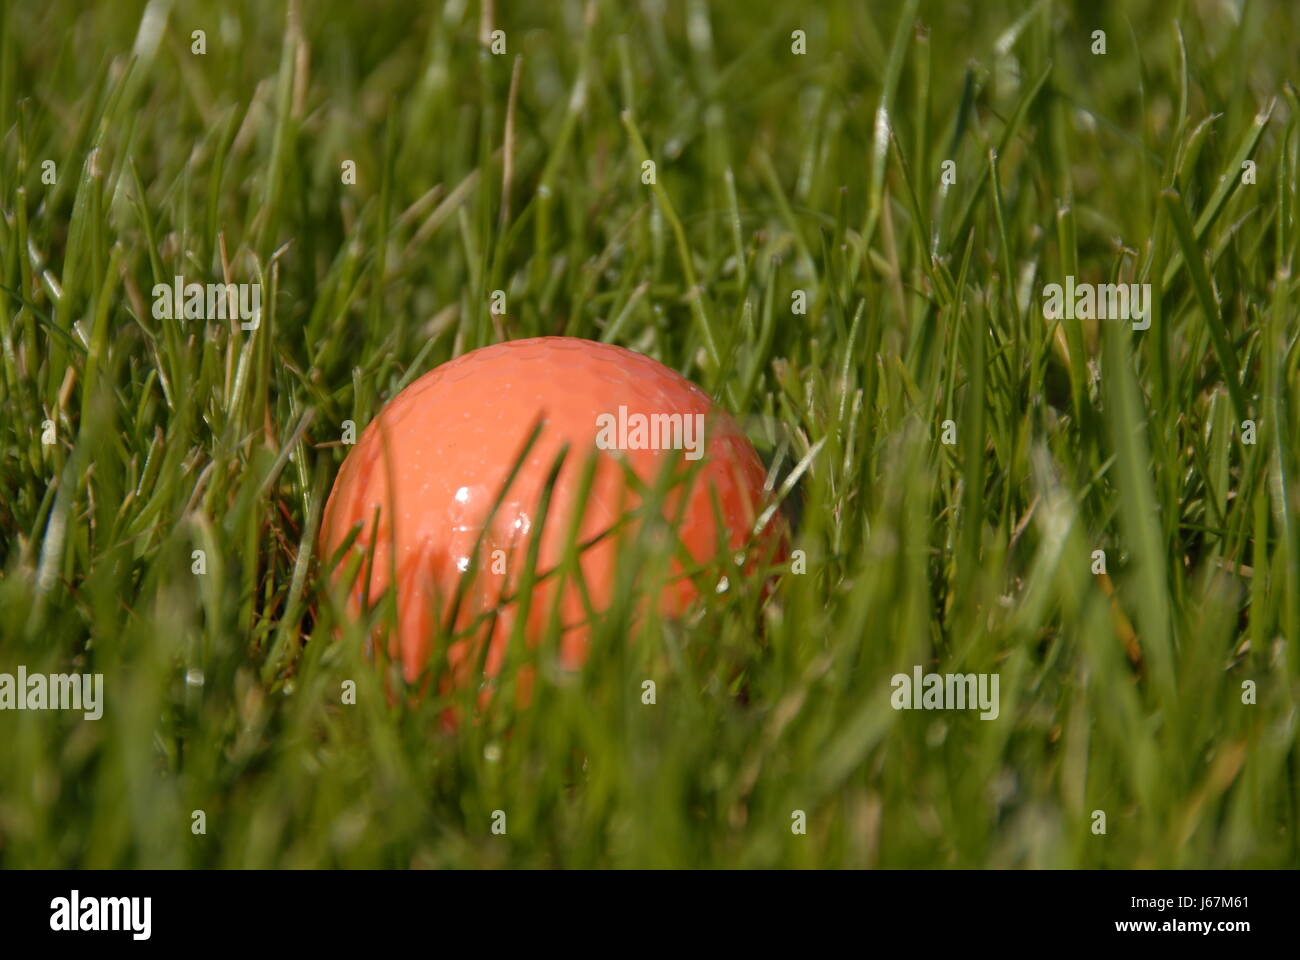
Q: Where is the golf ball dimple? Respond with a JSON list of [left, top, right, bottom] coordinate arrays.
[[320, 336, 784, 691]]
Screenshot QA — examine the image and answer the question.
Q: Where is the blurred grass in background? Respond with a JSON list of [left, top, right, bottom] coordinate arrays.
[[0, 0, 1298, 867]]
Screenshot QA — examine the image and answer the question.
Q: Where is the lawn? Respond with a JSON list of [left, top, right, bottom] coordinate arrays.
[[0, 0, 1297, 868]]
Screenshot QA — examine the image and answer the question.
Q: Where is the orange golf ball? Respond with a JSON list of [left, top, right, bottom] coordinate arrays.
[[320, 336, 782, 691]]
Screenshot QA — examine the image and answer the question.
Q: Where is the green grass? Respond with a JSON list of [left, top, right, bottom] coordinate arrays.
[[1, 0, 1298, 868]]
